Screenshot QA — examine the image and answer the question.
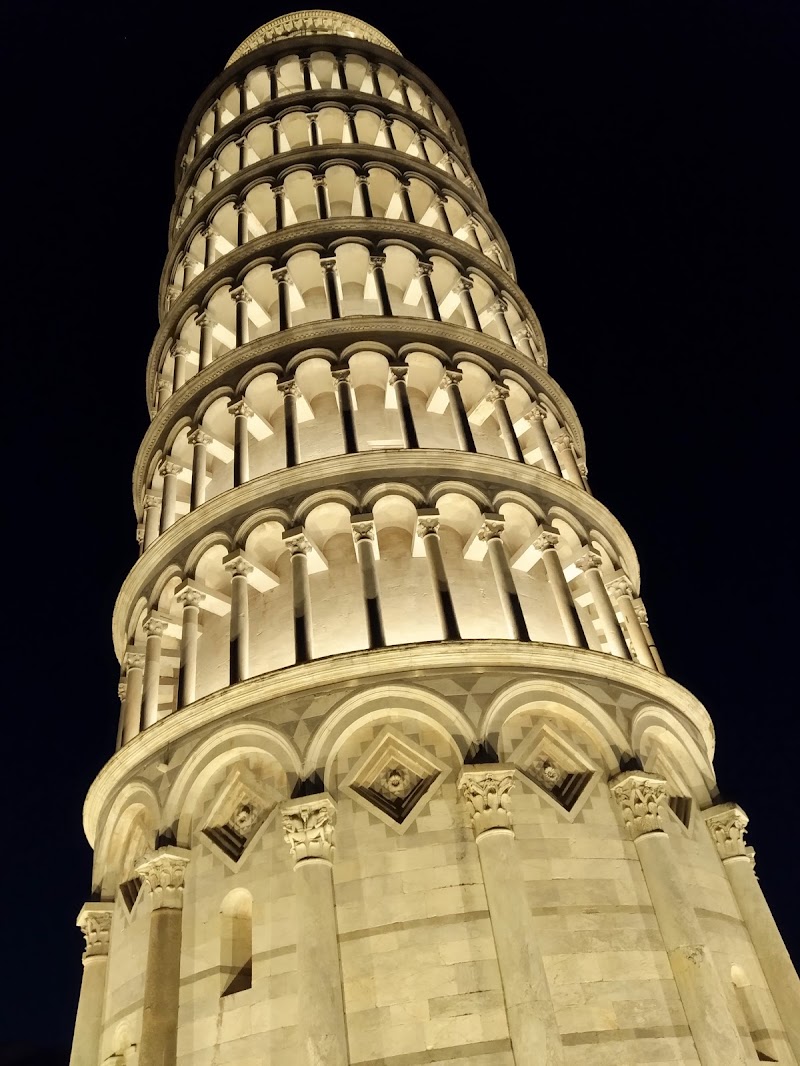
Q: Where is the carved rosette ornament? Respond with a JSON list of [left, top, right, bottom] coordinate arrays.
[[609, 771, 668, 839], [703, 802, 751, 862], [458, 766, 516, 836], [282, 794, 336, 865], [76, 904, 113, 959], [136, 847, 191, 910]]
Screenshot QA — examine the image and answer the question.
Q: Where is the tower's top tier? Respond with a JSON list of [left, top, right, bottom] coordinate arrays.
[[226, 9, 402, 67]]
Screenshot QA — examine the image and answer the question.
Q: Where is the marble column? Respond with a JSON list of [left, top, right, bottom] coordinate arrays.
[[227, 398, 253, 486], [273, 267, 291, 329], [158, 459, 182, 533], [381, 117, 396, 150], [231, 286, 252, 346], [416, 511, 460, 640], [440, 370, 475, 451], [273, 182, 285, 227], [704, 803, 800, 1060], [321, 257, 341, 318], [524, 403, 561, 475], [181, 253, 201, 288], [332, 368, 357, 452], [170, 341, 190, 392], [313, 174, 329, 218], [282, 795, 348, 1066], [142, 493, 161, 549], [197, 312, 216, 370], [188, 427, 211, 509], [121, 648, 145, 743], [356, 173, 372, 217], [635, 604, 666, 674], [176, 585, 204, 708], [454, 276, 482, 331], [201, 224, 218, 267], [351, 515, 385, 649], [368, 61, 382, 96], [369, 255, 393, 316], [433, 194, 452, 234], [533, 531, 587, 648], [606, 576, 657, 668], [416, 260, 441, 321], [156, 377, 171, 412], [397, 178, 415, 222], [235, 197, 250, 242], [136, 848, 191, 1066], [69, 904, 113, 1066], [141, 613, 167, 729], [488, 384, 524, 461], [479, 515, 529, 641], [279, 380, 301, 467], [307, 112, 320, 147], [552, 431, 585, 486], [284, 530, 313, 662], [389, 365, 418, 447], [489, 298, 514, 345], [610, 773, 750, 1066], [224, 552, 253, 684], [458, 768, 564, 1065], [575, 551, 630, 659]]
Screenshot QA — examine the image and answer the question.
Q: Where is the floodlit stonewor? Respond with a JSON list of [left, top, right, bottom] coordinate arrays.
[[70, 10, 800, 1066]]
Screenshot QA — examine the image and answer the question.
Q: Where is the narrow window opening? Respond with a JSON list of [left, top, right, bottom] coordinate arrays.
[[220, 888, 253, 996]]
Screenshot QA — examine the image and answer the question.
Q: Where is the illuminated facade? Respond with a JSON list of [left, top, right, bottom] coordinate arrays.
[[70, 11, 799, 1066]]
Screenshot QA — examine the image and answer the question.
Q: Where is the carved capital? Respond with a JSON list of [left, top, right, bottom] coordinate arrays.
[[489, 297, 508, 315], [607, 575, 634, 599], [187, 427, 212, 447], [533, 531, 560, 553], [272, 267, 289, 284], [351, 515, 376, 543], [609, 771, 668, 839], [117, 680, 127, 701], [458, 766, 516, 836], [312, 173, 326, 188], [227, 398, 253, 419], [440, 369, 463, 388], [453, 276, 473, 294], [635, 605, 649, 625], [76, 904, 113, 959], [143, 493, 160, 511], [158, 458, 182, 478], [703, 803, 750, 861], [416, 510, 440, 538], [230, 285, 252, 304], [283, 530, 311, 556], [552, 432, 574, 452], [200, 224, 217, 239], [171, 340, 191, 360], [282, 794, 336, 864], [278, 379, 301, 399], [524, 402, 549, 423], [123, 648, 146, 673], [176, 585, 205, 608], [331, 367, 351, 384], [486, 383, 510, 403], [320, 256, 338, 274], [388, 365, 408, 384], [368, 254, 387, 270], [142, 614, 168, 638], [223, 551, 254, 578], [196, 311, 217, 329], [233, 197, 249, 214], [136, 848, 191, 910], [415, 259, 433, 278], [574, 550, 602, 573], [477, 513, 505, 542]]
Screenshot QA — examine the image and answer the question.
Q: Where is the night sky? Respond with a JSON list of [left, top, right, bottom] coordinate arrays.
[[2, 1, 797, 1057]]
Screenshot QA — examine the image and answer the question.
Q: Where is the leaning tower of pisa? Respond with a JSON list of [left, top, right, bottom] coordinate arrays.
[[70, 11, 799, 1066]]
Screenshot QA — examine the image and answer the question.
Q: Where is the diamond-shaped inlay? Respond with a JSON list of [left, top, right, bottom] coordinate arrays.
[[200, 768, 280, 868], [341, 726, 450, 834], [510, 723, 600, 820]]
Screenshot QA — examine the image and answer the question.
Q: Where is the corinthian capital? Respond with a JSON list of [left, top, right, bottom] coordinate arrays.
[[703, 802, 750, 861], [282, 794, 336, 865], [574, 550, 602, 573], [136, 847, 191, 910], [76, 904, 113, 959], [606, 575, 634, 599], [458, 766, 516, 836], [609, 771, 667, 839]]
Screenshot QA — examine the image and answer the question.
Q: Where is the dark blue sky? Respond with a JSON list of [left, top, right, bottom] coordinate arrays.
[[1, 0, 797, 1056]]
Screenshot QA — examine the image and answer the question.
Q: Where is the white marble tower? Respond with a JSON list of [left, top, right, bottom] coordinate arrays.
[[70, 11, 799, 1066]]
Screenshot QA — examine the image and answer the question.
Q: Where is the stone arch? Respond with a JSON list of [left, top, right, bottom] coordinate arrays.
[[631, 704, 715, 804], [94, 780, 160, 892]]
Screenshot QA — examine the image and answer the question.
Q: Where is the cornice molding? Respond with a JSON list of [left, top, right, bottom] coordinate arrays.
[[83, 640, 714, 848]]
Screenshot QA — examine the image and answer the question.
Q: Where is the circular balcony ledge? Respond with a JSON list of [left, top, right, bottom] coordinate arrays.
[[175, 91, 477, 218], [83, 639, 714, 848], [164, 147, 503, 300], [149, 218, 546, 392], [118, 448, 639, 654], [136, 319, 580, 499], [227, 12, 402, 65], [177, 36, 469, 178]]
